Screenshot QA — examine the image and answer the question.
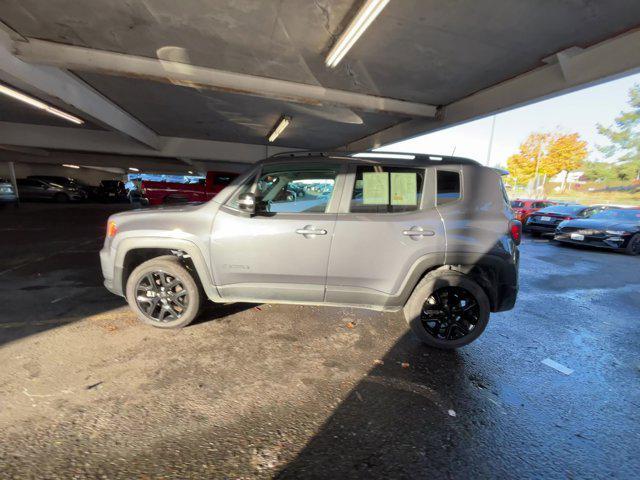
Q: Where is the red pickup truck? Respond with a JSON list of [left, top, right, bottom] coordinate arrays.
[[142, 171, 238, 206]]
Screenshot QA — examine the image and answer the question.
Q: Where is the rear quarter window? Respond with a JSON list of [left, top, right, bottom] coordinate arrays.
[[436, 170, 461, 205]]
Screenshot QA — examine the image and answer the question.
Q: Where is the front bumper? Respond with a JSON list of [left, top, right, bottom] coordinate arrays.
[[100, 245, 123, 296], [0, 196, 18, 203], [554, 232, 629, 250]]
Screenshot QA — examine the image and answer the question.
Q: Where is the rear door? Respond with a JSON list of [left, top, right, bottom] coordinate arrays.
[[325, 163, 445, 308]]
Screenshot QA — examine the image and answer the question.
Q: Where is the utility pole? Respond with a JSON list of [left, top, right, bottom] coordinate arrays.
[[532, 143, 543, 198], [485, 115, 496, 166]]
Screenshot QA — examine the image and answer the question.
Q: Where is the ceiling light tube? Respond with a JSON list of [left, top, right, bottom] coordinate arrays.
[[325, 0, 390, 68], [128, 167, 140, 172], [62, 164, 80, 169], [268, 116, 291, 143], [0, 83, 84, 125]]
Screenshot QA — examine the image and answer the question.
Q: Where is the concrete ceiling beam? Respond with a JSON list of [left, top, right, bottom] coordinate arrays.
[[0, 26, 160, 149], [0, 122, 296, 163], [345, 27, 640, 151], [13, 38, 437, 118]]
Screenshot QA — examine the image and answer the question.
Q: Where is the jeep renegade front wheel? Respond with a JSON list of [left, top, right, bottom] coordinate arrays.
[[126, 255, 202, 328], [404, 270, 490, 349]]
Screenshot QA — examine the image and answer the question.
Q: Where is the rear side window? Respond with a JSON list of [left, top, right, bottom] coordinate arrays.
[[350, 166, 424, 213], [436, 170, 461, 205]]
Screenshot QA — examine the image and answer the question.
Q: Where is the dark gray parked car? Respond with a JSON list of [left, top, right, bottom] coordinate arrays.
[[101, 152, 520, 349], [28, 175, 95, 200], [16, 178, 87, 202]]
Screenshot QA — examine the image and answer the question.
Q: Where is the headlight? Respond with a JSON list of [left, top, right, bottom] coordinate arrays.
[[605, 230, 626, 235]]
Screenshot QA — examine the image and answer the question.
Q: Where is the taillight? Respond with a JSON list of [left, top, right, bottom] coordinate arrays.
[[107, 221, 118, 238], [510, 220, 522, 245]]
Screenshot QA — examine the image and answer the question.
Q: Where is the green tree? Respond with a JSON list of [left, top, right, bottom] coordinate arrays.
[[597, 83, 640, 181], [582, 160, 617, 182]]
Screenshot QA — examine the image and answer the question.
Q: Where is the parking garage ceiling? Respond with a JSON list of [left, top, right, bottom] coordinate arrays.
[[1, 0, 640, 167]]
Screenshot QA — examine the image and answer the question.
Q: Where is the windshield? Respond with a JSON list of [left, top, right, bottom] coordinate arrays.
[[586, 209, 640, 221]]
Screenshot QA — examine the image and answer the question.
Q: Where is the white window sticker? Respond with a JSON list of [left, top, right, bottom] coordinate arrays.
[[362, 172, 389, 204], [390, 172, 417, 206]]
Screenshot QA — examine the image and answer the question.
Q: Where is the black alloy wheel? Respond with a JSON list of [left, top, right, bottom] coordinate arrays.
[[421, 286, 480, 341], [135, 271, 189, 323]]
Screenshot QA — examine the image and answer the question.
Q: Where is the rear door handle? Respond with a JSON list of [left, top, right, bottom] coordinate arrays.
[[296, 226, 327, 236], [402, 227, 435, 237]]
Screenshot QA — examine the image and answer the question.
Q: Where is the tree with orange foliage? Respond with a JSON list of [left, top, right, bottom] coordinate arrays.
[[507, 132, 587, 191]]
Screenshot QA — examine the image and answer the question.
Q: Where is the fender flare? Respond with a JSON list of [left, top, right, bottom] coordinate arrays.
[[112, 237, 221, 301]]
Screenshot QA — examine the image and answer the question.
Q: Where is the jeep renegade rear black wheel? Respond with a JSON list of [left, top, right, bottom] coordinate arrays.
[[126, 255, 201, 328], [404, 270, 490, 349]]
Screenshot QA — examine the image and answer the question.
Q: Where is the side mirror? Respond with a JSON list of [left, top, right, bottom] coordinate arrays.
[[237, 192, 256, 214]]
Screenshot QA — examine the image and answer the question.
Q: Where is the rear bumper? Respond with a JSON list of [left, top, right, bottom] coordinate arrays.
[[523, 223, 557, 234], [495, 284, 518, 311]]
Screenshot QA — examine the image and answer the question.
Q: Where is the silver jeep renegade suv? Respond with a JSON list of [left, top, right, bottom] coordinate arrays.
[[100, 152, 520, 349]]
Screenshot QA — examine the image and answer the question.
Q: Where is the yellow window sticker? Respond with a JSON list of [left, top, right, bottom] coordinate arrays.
[[362, 172, 389, 204], [390, 172, 417, 206]]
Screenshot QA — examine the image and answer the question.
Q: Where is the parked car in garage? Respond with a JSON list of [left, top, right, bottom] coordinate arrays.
[[27, 175, 96, 200], [16, 178, 87, 202], [0, 177, 18, 205], [142, 171, 239, 205], [101, 153, 520, 349], [524, 204, 601, 235], [554, 207, 640, 255], [510, 198, 556, 223], [97, 180, 128, 203]]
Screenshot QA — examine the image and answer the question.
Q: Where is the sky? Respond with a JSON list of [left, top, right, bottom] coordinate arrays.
[[379, 71, 640, 168]]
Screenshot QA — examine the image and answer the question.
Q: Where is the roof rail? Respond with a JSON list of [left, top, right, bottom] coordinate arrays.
[[270, 150, 327, 158]]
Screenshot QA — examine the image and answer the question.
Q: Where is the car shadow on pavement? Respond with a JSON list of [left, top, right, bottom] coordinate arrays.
[[275, 332, 481, 479], [193, 301, 258, 326]]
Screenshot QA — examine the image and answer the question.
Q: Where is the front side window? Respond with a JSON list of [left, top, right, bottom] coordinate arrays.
[[256, 164, 338, 213], [436, 170, 461, 205], [227, 163, 339, 214], [350, 165, 424, 213]]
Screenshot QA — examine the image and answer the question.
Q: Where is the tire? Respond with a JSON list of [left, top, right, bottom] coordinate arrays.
[[125, 255, 202, 328], [625, 233, 640, 256], [403, 269, 490, 349], [54, 193, 69, 203]]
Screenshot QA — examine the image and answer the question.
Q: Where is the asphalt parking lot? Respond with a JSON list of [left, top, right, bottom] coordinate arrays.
[[0, 204, 639, 479]]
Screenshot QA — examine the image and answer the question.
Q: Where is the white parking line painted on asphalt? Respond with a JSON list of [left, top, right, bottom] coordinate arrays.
[[542, 358, 574, 375]]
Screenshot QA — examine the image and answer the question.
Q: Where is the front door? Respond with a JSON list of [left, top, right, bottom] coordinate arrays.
[[210, 162, 345, 303]]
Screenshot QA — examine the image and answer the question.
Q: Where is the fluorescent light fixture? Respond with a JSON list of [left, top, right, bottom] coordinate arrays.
[[0, 83, 84, 125], [429, 156, 443, 161], [352, 152, 415, 160], [62, 164, 80, 169], [325, 0, 390, 68], [128, 167, 140, 172], [268, 115, 291, 143], [188, 170, 194, 175]]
